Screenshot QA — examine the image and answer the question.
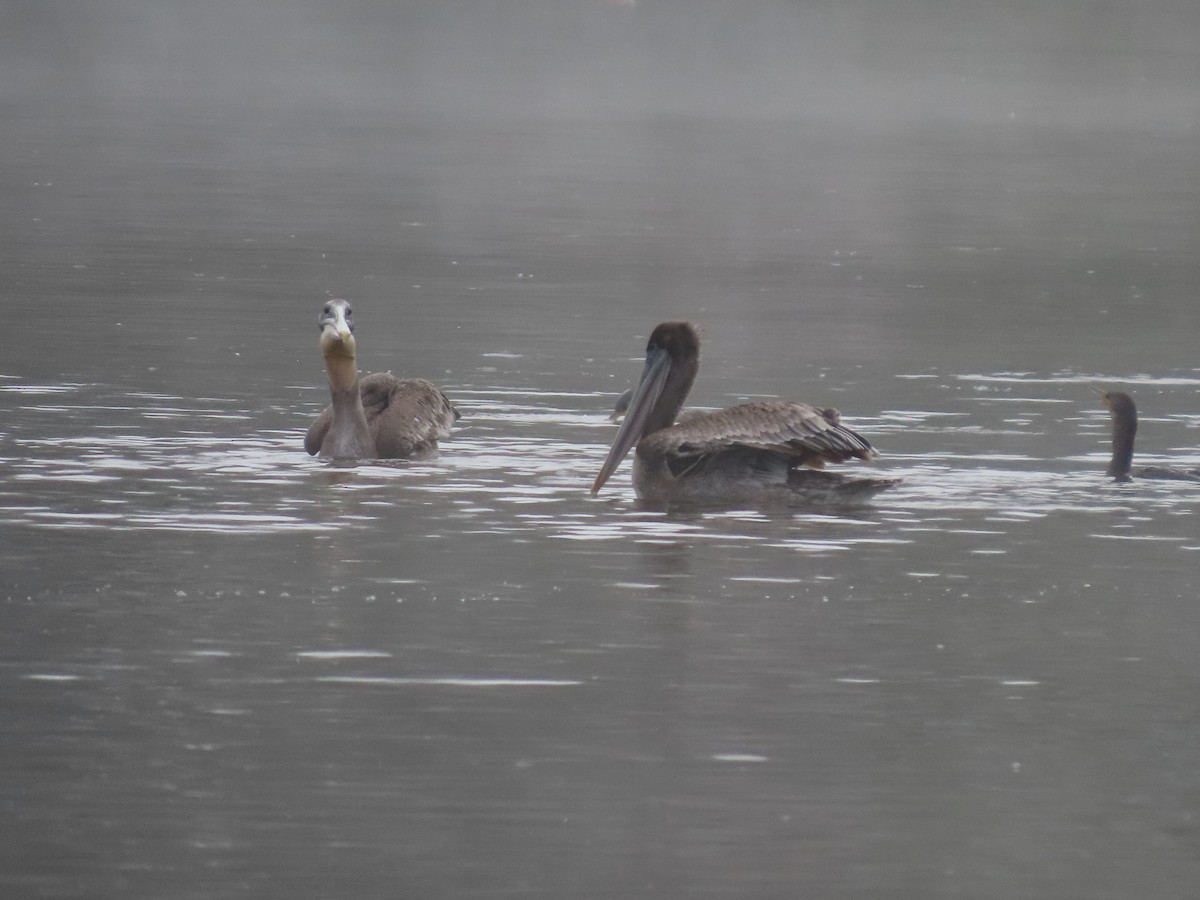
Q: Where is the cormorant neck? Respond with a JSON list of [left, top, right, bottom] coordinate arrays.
[[1108, 405, 1136, 481]]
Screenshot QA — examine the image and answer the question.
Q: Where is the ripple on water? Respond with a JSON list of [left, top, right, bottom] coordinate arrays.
[[314, 676, 583, 688], [1, 379, 1197, 544], [957, 372, 1200, 387]]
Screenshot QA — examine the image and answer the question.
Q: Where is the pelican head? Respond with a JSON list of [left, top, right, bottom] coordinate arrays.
[[319, 299, 356, 359], [591, 321, 700, 495]]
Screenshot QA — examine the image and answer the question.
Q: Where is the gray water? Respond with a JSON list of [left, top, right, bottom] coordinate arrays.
[[4, 4, 1200, 899]]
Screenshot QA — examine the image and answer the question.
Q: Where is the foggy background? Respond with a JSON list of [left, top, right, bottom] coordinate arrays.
[[5, 0, 1199, 383], [4, 1, 1199, 125]]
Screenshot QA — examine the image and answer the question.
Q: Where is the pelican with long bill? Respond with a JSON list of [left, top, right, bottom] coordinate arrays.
[[591, 322, 898, 506]]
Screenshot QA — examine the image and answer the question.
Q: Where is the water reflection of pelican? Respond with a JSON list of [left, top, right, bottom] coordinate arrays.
[[304, 299, 459, 461], [591, 322, 898, 505], [1099, 390, 1200, 483]]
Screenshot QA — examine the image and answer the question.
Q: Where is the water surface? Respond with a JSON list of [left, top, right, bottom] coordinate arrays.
[[3, 15, 1200, 899]]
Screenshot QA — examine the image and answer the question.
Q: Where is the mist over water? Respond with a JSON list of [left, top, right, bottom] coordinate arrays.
[[6, 0, 1200, 124], [3, 3, 1200, 898]]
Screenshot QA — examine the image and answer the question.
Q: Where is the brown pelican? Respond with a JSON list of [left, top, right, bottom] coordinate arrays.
[[304, 299, 459, 460], [591, 322, 898, 505], [1099, 390, 1200, 483]]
